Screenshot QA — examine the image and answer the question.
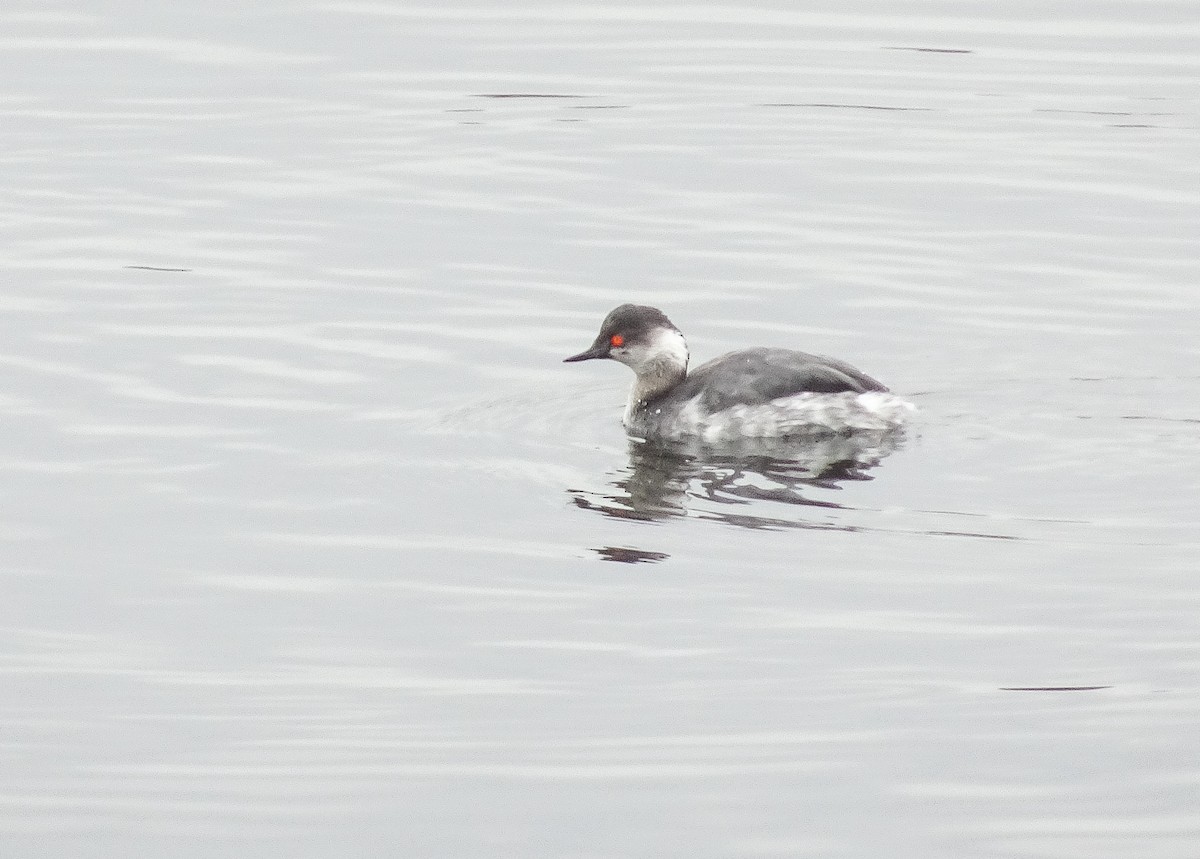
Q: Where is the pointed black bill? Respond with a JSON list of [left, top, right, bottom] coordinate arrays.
[[563, 341, 609, 363]]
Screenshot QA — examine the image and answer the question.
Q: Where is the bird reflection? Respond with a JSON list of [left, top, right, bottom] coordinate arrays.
[[593, 546, 671, 564], [570, 429, 906, 530]]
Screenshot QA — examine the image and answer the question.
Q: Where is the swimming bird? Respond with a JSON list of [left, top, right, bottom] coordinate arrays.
[[564, 304, 912, 441]]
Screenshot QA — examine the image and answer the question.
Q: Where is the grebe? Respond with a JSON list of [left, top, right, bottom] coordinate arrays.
[[564, 304, 912, 441]]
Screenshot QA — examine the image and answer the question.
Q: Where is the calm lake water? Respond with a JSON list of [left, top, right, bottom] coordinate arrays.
[[3, 2, 1198, 856]]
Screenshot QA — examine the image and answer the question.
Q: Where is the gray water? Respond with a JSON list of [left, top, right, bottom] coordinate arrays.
[[3, 2, 1199, 856]]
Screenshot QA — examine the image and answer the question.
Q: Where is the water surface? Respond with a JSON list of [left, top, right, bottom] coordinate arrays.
[[2, 2, 1198, 856]]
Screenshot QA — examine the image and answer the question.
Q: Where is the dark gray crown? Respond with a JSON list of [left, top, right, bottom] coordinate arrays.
[[597, 304, 678, 345]]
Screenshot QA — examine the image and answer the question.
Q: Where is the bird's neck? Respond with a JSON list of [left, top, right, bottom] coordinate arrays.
[[624, 330, 689, 423]]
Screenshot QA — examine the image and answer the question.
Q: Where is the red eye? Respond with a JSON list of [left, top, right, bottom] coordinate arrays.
[[609, 334, 625, 348]]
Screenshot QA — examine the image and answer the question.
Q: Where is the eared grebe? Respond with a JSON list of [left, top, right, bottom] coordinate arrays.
[[564, 304, 913, 441]]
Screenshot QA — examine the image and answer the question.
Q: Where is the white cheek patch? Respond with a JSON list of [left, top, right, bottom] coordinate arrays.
[[614, 343, 652, 369], [621, 328, 687, 374], [652, 328, 689, 369]]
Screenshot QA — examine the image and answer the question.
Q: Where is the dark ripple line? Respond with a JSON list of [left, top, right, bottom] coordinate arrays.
[[1001, 686, 1112, 692], [1118, 415, 1200, 424], [1035, 109, 1172, 117], [882, 46, 973, 54], [761, 102, 934, 112], [473, 93, 588, 99]]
